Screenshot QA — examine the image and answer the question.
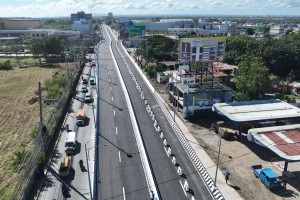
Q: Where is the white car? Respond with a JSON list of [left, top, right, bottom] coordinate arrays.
[[85, 93, 93, 103]]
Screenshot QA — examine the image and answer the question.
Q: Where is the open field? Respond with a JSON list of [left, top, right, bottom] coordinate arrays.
[[0, 58, 40, 66], [0, 66, 55, 198]]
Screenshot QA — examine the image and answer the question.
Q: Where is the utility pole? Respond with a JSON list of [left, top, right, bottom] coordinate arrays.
[[85, 144, 93, 200], [38, 82, 45, 162], [214, 121, 224, 190]]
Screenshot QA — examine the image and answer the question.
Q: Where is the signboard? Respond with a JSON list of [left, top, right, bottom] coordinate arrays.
[[181, 77, 195, 85], [179, 37, 226, 62], [179, 64, 189, 72], [129, 26, 145, 37]]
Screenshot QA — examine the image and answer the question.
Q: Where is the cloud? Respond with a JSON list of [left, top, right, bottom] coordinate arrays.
[[0, 0, 300, 17]]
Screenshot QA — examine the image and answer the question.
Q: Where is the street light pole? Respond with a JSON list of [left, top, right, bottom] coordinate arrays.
[[85, 144, 93, 200], [214, 121, 224, 190]]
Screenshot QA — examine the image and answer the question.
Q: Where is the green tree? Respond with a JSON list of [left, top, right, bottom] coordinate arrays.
[[32, 40, 45, 64], [140, 35, 177, 62], [32, 36, 64, 63], [245, 28, 255, 35], [224, 35, 261, 65], [236, 59, 271, 100]]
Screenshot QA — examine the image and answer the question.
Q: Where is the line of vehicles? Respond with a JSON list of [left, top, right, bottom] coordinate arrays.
[[57, 61, 96, 197]]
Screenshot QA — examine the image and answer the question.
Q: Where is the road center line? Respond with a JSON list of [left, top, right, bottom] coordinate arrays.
[[113, 109, 115, 116], [109, 78, 111, 82], [119, 151, 121, 162], [112, 96, 114, 102], [115, 126, 118, 135], [123, 187, 126, 200], [110, 86, 112, 91]]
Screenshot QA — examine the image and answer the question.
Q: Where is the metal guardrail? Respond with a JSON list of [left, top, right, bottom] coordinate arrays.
[[92, 40, 103, 200]]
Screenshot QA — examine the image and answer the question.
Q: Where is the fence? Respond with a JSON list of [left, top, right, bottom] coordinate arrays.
[[10, 56, 85, 200]]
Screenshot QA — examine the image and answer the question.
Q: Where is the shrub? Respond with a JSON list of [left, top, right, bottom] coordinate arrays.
[[0, 60, 13, 70]]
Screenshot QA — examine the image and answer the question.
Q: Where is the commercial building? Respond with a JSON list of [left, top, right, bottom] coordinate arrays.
[[0, 29, 80, 42], [0, 18, 40, 30], [270, 25, 285, 35], [168, 64, 232, 117], [71, 11, 92, 22], [71, 19, 91, 35]]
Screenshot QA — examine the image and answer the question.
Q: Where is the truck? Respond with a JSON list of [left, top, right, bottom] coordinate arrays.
[[76, 109, 86, 126], [58, 157, 71, 177], [65, 131, 76, 155], [251, 165, 282, 189]]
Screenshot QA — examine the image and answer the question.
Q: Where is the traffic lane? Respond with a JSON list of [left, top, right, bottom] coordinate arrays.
[[111, 46, 187, 200], [102, 42, 149, 197], [102, 32, 149, 199], [98, 46, 123, 200], [108, 59, 149, 199], [116, 44, 214, 199]]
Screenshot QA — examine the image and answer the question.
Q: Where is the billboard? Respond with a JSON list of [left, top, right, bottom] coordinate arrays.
[[179, 37, 226, 62], [129, 26, 145, 37]]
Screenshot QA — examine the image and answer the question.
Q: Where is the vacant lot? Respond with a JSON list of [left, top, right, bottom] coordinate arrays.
[[0, 65, 53, 197]]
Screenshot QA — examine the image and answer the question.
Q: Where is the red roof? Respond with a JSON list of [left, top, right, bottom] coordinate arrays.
[[248, 125, 300, 161]]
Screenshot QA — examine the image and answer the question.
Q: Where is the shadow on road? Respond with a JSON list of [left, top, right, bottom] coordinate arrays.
[[99, 97, 124, 111]]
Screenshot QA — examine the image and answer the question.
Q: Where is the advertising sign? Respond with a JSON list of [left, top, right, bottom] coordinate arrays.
[[179, 37, 226, 62], [178, 64, 189, 72], [181, 42, 191, 61], [181, 77, 195, 85]]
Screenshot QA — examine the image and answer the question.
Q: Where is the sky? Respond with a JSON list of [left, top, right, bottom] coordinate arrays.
[[0, 0, 300, 18]]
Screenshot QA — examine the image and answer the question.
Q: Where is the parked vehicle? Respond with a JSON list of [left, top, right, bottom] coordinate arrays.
[[251, 165, 282, 189], [59, 157, 71, 177], [85, 93, 93, 103], [76, 109, 86, 126], [89, 77, 95, 85], [83, 78, 88, 85], [82, 85, 88, 93], [65, 131, 76, 155]]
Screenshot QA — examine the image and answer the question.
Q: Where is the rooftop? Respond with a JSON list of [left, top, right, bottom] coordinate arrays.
[[213, 99, 300, 123], [176, 80, 232, 94], [248, 124, 300, 161]]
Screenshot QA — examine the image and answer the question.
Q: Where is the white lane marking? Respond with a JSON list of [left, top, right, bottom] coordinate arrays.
[[113, 109, 115, 116], [119, 151, 121, 162], [111, 96, 114, 102], [108, 72, 110, 76], [123, 187, 126, 200], [179, 180, 188, 196], [110, 86, 112, 91], [109, 78, 111, 82], [115, 126, 118, 135]]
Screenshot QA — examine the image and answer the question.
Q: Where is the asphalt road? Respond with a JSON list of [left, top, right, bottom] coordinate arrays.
[[105, 26, 215, 200], [97, 33, 150, 199], [33, 56, 97, 200]]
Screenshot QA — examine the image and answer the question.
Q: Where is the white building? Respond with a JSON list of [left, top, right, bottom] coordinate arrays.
[[270, 25, 285, 35], [71, 19, 90, 35], [0, 29, 80, 41]]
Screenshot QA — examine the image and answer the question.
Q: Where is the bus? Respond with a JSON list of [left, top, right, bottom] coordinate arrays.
[[89, 77, 95, 85]]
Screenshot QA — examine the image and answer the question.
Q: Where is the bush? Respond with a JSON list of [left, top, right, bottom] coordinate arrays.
[[0, 60, 13, 70]]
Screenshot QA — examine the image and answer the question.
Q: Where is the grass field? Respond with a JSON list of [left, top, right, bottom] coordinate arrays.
[[0, 66, 54, 198], [0, 58, 40, 66]]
